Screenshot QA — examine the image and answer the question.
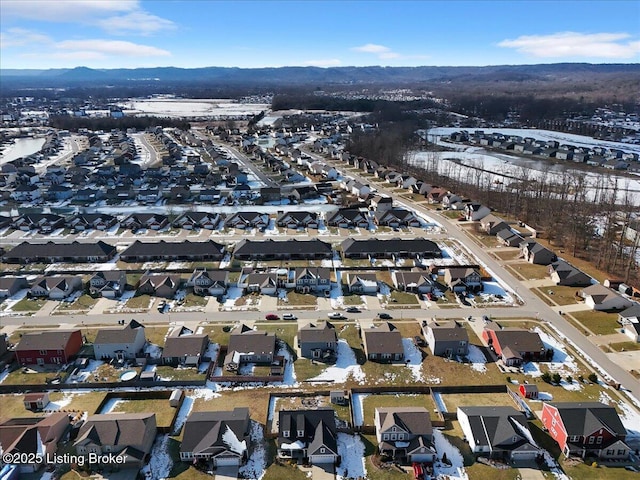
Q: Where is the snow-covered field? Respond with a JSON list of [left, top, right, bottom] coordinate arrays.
[[336, 433, 366, 480], [120, 99, 270, 119], [309, 339, 365, 383], [523, 327, 580, 391]]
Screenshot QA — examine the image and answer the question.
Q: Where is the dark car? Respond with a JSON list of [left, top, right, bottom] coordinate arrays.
[[265, 314, 279, 320], [378, 313, 393, 320], [345, 307, 361, 313]]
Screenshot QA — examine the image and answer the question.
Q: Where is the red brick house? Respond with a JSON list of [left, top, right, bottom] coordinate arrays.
[[15, 329, 83, 366], [541, 402, 630, 459]]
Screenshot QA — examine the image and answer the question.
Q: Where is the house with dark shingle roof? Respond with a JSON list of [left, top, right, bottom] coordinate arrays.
[[121, 213, 169, 231], [298, 321, 337, 361], [0, 276, 29, 298], [548, 260, 592, 286], [88, 271, 127, 298], [276, 211, 319, 229], [443, 267, 482, 293], [180, 408, 250, 466], [458, 406, 540, 460], [93, 320, 146, 360], [482, 322, 552, 366], [423, 320, 469, 357], [374, 407, 436, 464], [541, 402, 630, 459], [224, 325, 277, 372], [224, 211, 269, 230], [188, 268, 228, 296], [373, 208, 421, 228], [520, 240, 557, 265], [363, 322, 405, 363], [326, 208, 370, 228], [120, 240, 225, 262], [15, 329, 83, 366], [28, 275, 82, 299], [392, 271, 436, 294], [3, 241, 116, 264], [173, 211, 224, 230], [162, 326, 210, 366], [293, 267, 331, 294], [277, 409, 338, 465], [341, 238, 441, 259], [580, 284, 633, 311], [136, 273, 181, 298], [74, 413, 157, 467], [233, 239, 332, 261]]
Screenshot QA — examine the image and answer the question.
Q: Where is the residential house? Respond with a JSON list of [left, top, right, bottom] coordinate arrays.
[[277, 409, 338, 465], [180, 408, 251, 466], [188, 268, 228, 296], [15, 329, 82, 366], [346, 273, 379, 294], [496, 228, 524, 247], [519, 384, 539, 400], [465, 203, 491, 222], [173, 211, 223, 230], [74, 413, 157, 467], [11, 214, 64, 233], [276, 211, 319, 229], [369, 195, 394, 212], [341, 238, 441, 260], [136, 273, 181, 298], [443, 267, 482, 293], [458, 406, 540, 460], [0, 413, 70, 473], [363, 322, 405, 363], [326, 208, 370, 229], [423, 320, 469, 357], [121, 213, 169, 231], [224, 325, 276, 372], [392, 271, 436, 294], [580, 284, 633, 311], [293, 267, 331, 295], [28, 275, 82, 299], [548, 260, 592, 287], [233, 239, 332, 261], [67, 213, 118, 232], [298, 321, 337, 361], [88, 271, 127, 298], [374, 208, 421, 228], [480, 214, 510, 235], [541, 402, 629, 459], [224, 211, 269, 230], [0, 276, 29, 298], [482, 323, 552, 366], [242, 272, 278, 295], [520, 241, 557, 265], [93, 319, 146, 360], [3, 240, 116, 264], [162, 326, 210, 367], [119, 240, 225, 263], [622, 322, 640, 342], [374, 407, 436, 464], [426, 187, 448, 203]]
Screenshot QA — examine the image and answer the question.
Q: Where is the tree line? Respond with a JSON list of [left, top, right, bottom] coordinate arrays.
[[49, 115, 190, 132]]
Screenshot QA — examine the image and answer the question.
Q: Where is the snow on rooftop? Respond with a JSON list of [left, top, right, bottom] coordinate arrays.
[[280, 440, 305, 450], [223, 424, 248, 455]]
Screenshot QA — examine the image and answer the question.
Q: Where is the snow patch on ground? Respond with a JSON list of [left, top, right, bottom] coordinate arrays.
[[534, 327, 579, 373], [467, 345, 487, 373], [144, 342, 163, 359], [351, 393, 370, 427], [239, 420, 266, 480], [402, 338, 424, 382], [0, 367, 10, 384], [141, 435, 172, 480], [172, 395, 194, 434], [278, 343, 298, 386], [336, 433, 366, 480], [99, 398, 123, 413], [308, 339, 365, 383], [432, 429, 467, 480], [433, 392, 448, 413], [189, 382, 222, 400], [617, 399, 640, 439], [47, 392, 74, 410]]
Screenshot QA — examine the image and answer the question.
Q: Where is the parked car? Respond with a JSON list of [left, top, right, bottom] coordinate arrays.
[[345, 307, 361, 313], [378, 313, 393, 320], [265, 314, 279, 320], [328, 312, 346, 320], [282, 313, 297, 320]]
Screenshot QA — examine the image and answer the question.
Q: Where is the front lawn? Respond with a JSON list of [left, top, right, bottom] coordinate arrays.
[[11, 297, 47, 312], [279, 291, 317, 306], [388, 290, 419, 305], [181, 292, 208, 308], [571, 310, 622, 336], [539, 285, 583, 306], [507, 262, 549, 280], [125, 294, 154, 309]]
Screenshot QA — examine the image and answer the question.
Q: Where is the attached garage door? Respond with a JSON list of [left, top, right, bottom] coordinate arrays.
[[214, 456, 240, 466], [410, 453, 435, 462], [511, 450, 538, 461], [310, 454, 336, 464]]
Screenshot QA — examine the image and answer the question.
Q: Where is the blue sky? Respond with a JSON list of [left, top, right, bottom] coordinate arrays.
[[1, 0, 638, 69]]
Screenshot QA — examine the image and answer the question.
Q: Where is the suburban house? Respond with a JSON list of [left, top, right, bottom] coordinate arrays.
[[241, 271, 278, 295], [88, 271, 127, 298], [293, 267, 331, 295], [23, 392, 50, 411], [392, 271, 436, 294], [136, 273, 181, 298], [374, 407, 436, 464], [233, 239, 332, 261], [580, 284, 634, 311], [93, 320, 146, 360], [180, 408, 251, 466], [496, 229, 524, 247], [465, 203, 491, 221], [341, 238, 441, 259], [369, 195, 394, 212], [0, 413, 70, 473], [277, 409, 338, 465], [74, 413, 157, 467], [373, 208, 421, 228], [457, 406, 540, 461], [482, 323, 552, 366], [298, 321, 337, 361], [362, 322, 405, 363], [276, 211, 319, 229], [2, 240, 117, 264], [224, 325, 277, 372], [188, 268, 228, 296], [11, 213, 64, 232], [28, 275, 83, 299], [326, 208, 370, 229], [619, 304, 640, 342], [224, 211, 269, 230], [520, 241, 557, 265], [162, 326, 210, 367], [66, 213, 118, 232], [15, 329, 83, 366], [480, 214, 510, 235], [119, 240, 225, 263], [173, 211, 223, 230], [121, 213, 169, 231], [548, 260, 592, 286], [443, 267, 482, 293], [0, 276, 29, 298], [346, 273, 379, 294], [423, 320, 469, 357], [541, 402, 630, 459]]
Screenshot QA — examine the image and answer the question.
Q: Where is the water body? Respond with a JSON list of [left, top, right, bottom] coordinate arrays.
[[0, 137, 46, 164]]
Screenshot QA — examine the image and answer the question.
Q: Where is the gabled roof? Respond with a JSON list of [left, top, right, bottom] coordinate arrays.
[[227, 326, 276, 357], [278, 408, 337, 454], [549, 402, 626, 437], [427, 321, 469, 342], [16, 329, 80, 352], [4, 241, 116, 260], [487, 328, 546, 355], [376, 407, 432, 436], [75, 413, 155, 448], [162, 326, 208, 359], [363, 322, 404, 355], [341, 238, 441, 256], [459, 406, 535, 450], [299, 321, 337, 344], [234, 239, 332, 257], [94, 320, 144, 345], [121, 240, 225, 258], [180, 408, 250, 456]]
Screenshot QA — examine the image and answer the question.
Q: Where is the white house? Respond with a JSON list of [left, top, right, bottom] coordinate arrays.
[[93, 319, 146, 360]]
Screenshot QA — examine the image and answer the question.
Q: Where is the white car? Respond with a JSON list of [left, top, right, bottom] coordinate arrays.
[[282, 313, 298, 320], [327, 312, 346, 320]]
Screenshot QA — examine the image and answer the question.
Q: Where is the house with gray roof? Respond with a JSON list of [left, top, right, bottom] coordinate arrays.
[[326, 208, 370, 228], [298, 321, 337, 361], [74, 413, 157, 468], [496, 228, 524, 247], [480, 214, 510, 236], [277, 409, 338, 465], [346, 273, 379, 294], [188, 268, 228, 296], [548, 260, 592, 287], [374, 208, 421, 228], [293, 267, 331, 295], [180, 408, 250, 466], [520, 240, 557, 265], [363, 322, 405, 363], [458, 406, 540, 461], [136, 273, 181, 298], [423, 320, 469, 357], [0, 276, 29, 298], [93, 320, 146, 360], [392, 271, 436, 294], [29, 275, 82, 299], [580, 284, 633, 311], [3, 241, 116, 264], [374, 407, 436, 464], [482, 323, 552, 366], [88, 271, 127, 298], [233, 239, 332, 261], [224, 325, 277, 372], [120, 240, 225, 262], [162, 326, 210, 366], [443, 267, 482, 293], [341, 238, 441, 259]]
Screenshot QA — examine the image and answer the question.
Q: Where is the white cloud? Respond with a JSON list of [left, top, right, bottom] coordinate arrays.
[[498, 32, 640, 59], [302, 58, 342, 67], [55, 39, 171, 57], [353, 43, 393, 54], [1, 0, 175, 36], [0, 28, 52, 48]]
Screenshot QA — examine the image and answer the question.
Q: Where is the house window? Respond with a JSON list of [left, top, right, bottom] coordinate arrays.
[[570, 436, 580, 442], [283, 431, 290, 438], [618, 449, 626, 455], [606, 449, 614, 455], [397, 434, 404, 440], [382, 353, 391, 359], [392, 427, 396, 432], [588, 437, 595, 444], [297, 430, 304, 437], [39, 349, 47, 355], [459, 341, 466, 346], [391, 434, 397, 440], [320, 448, 325, 453], [596, 437, 602, 444], [57, 349, 63, 354], [383, 434, 389, 441]]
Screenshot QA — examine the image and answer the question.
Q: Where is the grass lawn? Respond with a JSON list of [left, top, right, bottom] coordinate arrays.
[[260, 324, 298, 350], [279, 291, 317, 306], [111, 398, 177, 428], [56, 294, 99, 311], [11, 297, 47, 311], [2, 367, 65, 385], [154, 366, 206, 381], [508, 262, 549, 280], [440, 392, 516, 411], [541, 285, 583, 306], [200, 324, 234, 346], [571, 310, 622, 336], [562, 462, 639, 479], [262, 463, 309, 480], [294, 357, 328, 382], [475, 234, 500, 248], [440, 210, 463, 219], [608, 341, 640, 352], [494, 250, 520, 261], [191, 389, 271, 425], [125, 294, 154, 309], [388, 290, 419, 305], [0, 391, 107, 422], [181, 292, 208, 308], [361, 394, 437, 426], [343, 294, 366, 306], [466, 464, 521, 480], [93, 363, 142, 382]]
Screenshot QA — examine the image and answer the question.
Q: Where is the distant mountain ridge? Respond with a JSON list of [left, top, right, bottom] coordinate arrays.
[[1, 63, 638, 88]]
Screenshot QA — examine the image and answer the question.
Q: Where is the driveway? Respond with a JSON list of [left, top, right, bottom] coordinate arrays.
[[214, 465, 239, 480], [89, 297, 117, 315], [311, 464, 335, 480], [35, 300, 59, 317]]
